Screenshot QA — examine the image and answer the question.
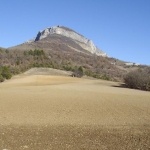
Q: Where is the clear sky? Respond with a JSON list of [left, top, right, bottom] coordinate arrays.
[[0, 0, 150, 65]]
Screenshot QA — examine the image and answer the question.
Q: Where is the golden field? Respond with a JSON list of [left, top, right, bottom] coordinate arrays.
[[0, 72, 150, 149]]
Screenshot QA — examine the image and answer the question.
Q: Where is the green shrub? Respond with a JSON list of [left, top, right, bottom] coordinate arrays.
[[84, 71, 91, 76], [72, 66, 84, 78], [28, 49, 45, 56], [101, 74, 110, 81], [0, 75, 4, 82], [1, 66, 12, 79]]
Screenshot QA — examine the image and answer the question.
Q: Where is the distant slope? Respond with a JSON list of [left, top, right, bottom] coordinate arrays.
[[0, 47, 5, 49], [9, 34, 91, 55], [24, 67, 72, 76]]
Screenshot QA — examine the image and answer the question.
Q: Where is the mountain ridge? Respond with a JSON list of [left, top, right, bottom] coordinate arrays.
[[24, 25, 108, 57]]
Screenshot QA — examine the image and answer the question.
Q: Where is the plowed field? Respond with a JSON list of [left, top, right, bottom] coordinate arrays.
[[0, 73, 150, 149]]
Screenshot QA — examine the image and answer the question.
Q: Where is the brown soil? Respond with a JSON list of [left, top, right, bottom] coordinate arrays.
[[0, 74, 150, 149]]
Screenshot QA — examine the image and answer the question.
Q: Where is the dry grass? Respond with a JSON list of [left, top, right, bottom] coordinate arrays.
[[0, 74, 150, 149]]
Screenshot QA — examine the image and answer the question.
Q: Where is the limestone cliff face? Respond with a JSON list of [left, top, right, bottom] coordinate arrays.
[[27, 26, 108, 57]]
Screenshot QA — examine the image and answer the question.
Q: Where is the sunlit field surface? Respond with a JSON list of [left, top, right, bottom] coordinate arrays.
[[0, 74, 150, 149]]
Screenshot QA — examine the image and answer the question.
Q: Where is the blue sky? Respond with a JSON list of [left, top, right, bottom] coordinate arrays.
[[0, 0, 150, 65]]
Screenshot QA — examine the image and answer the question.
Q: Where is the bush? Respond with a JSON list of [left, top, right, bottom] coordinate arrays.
[[1, 66, 12, 80], [101, 74, 110, 81], [72, 66, 84, 78], [0, 75, 4, 82], [124, 69, 150, 91], [28, 49, 45, 56]]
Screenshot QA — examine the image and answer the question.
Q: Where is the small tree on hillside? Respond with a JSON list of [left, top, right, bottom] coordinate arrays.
[[1, 66, 12, 79], [72, 66, 84, 78]]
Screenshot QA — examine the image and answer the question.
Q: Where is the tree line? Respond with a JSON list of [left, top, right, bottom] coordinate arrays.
[[0, 48, 150, 91]]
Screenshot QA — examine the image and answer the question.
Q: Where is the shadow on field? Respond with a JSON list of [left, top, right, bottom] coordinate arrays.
[[111, 83, 127, 89]]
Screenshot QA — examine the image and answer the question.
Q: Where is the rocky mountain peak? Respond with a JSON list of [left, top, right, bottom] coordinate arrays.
[[25, 26, 108, 57]]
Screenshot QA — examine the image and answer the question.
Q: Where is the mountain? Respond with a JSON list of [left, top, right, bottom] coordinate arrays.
[[10, 26, 108, 57], [0, 47, 4, 49], [1, 25, 149, 83]]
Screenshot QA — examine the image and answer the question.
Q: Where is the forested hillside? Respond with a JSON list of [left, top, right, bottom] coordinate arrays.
[[0, 47, 124, 82], [1, 46, 150, 90]]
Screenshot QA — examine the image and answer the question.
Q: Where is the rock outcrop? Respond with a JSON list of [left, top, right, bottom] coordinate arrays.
[[26, 26, 108, 57], [25, 38, 35, 43]]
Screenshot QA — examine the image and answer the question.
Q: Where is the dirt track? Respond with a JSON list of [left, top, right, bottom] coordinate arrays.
[[0, 74, 150, 149]]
